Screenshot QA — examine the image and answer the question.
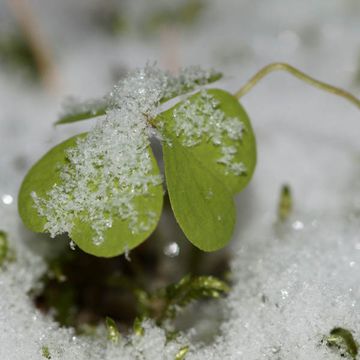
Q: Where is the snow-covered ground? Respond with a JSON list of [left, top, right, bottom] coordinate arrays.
[[0, 0, 360, 359]]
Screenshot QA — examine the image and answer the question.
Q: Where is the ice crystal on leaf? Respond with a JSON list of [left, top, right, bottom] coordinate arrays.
[[170, 90, 246, 175], [57, 65, 221, 125], [29, 65, 223, 249]]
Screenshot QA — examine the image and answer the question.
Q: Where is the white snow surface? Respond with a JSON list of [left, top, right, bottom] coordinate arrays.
[[1, 0, 360, 359]]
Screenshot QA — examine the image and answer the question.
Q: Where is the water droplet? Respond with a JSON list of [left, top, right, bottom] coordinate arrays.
[[69, 241, 76, 251], [292, 220, 304, 231], [217, 215, 222, 222], [1, 194, 13, 205], [164, 242, 180, 258]]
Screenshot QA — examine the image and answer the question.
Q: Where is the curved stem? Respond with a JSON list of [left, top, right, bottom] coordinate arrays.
[[234, 63, 360, 110]]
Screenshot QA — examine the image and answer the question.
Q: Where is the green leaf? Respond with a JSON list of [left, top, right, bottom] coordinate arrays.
[[55, 100, 107, 125], [161, 70, 222, 103], [18, 134, 163, 257], [55, 70, 222, 126], [158, 89, 256, 251]]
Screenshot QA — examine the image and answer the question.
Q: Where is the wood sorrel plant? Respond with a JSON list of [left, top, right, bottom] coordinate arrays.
[[18, 63, 360, 258]]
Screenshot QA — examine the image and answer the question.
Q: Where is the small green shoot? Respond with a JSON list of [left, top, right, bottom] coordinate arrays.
[[131, 275, 229, 330], [133, 317, 145, 336], [158, 275, 229, 322], [0, 230, 9, 267], [277, 184, 293, 221], [105, 317, 121, 344], [175, 345, 190, 360], [41, 345, 51, 359], [326, 327, 358, 359]]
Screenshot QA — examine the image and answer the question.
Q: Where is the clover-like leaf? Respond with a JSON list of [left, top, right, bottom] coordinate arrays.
[[161, 70, 222, 103], [158, 89, 256, 251], [18, 134, 163, 257], [55, 69, 222, 126]]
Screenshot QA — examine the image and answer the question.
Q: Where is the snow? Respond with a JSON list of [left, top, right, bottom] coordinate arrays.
[[2, 184, 360, 359], [1, 0, 360, 359], [170, 89, 246, 175]]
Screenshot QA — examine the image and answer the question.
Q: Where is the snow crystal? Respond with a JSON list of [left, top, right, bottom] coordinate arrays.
[[187, 213, 360, 360], [217, 146, 247, 175], [33, 65, 219, 245], [172, 90, 246, 175]]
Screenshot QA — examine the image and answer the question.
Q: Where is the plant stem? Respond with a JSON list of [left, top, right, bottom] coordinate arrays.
[[234, 62, 360, 109]]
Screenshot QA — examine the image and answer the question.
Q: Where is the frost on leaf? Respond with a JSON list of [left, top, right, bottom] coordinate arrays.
[[19, 65, 224, 257], [169, 90, 246, 175], [157, 88, 256, 251], [56, 65, 222, 125]]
